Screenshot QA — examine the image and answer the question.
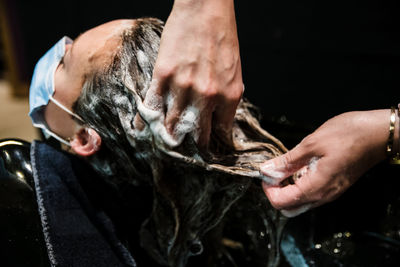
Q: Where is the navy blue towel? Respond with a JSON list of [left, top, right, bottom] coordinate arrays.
[[31, 141, 136, 267]]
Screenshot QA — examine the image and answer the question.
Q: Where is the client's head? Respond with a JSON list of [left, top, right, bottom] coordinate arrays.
[[29, 19, 148, 154], [29, 17, 287, 266]]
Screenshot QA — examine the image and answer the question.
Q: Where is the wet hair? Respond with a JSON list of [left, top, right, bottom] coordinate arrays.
[[73, 18, 287, 267]]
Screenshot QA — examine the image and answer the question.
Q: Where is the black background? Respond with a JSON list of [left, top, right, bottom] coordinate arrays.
[[5, 0, 400, 145]]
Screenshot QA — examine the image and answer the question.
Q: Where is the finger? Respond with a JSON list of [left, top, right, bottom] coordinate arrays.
[[262, 157, 323, 210], [138, 79, 166, 135], [133, 113, 145, 131], [213, 103, 236, 138], [140, 78, 181, 147], [260, 144, 313, 185], [213, 86, 243, 138], [143, 78, 165, 111], [164, 89, 188, 136], [196, 106, 213, 147], [262, 181, 307, 210]]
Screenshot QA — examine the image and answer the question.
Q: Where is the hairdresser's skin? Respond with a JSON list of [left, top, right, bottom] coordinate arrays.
[[260, 109, 400, 217], [137, 0, 243, 147]]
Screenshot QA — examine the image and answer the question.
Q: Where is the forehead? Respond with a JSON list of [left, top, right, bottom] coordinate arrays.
[[53, 19, 136, 111], [73, 19, 136, 68]]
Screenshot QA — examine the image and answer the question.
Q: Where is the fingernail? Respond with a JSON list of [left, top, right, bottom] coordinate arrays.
[[260, 162, 274, 173], [260, 162, 286, 179], [134, 115, 145, 131]]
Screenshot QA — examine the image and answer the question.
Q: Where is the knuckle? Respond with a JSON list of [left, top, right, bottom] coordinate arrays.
[[175, 76, 194, 90], [300, 134, 317, 150], [232, 83, 244, 98], [326, 183, 345, 202], [225, 90, 242, 104], [277, 153, 293, 173], [197, 82, 218, 99], [154, 65, 174, 80], [219, 83, 243, 102]]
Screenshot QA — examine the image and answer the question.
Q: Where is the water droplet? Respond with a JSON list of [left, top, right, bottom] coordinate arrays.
[[278, 115, 287, 123], [189, 240, 203, 256]]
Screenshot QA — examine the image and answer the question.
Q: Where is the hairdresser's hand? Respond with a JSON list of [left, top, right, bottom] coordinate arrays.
[[142, 0, 243, 147], [260, 110, 392, 217]]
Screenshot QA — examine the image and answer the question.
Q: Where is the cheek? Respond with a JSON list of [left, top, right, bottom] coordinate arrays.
[[55, 64, 84, 106], [44, 101, 77, 139]]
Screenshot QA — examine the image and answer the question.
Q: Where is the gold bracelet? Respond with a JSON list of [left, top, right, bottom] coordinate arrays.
[[386, 107, 396, 155], [388, 106, 400, 164]]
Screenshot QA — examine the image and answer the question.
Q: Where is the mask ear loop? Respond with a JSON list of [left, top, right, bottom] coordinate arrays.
[[43, 128, 72, 146], [48, 96, 87, 146], [49, 95, 84, 122]]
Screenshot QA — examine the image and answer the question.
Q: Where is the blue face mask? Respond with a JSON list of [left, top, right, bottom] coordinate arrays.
[[29, 36, 83, 146]]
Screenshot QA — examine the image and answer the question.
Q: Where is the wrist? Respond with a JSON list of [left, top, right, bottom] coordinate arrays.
[[174, 0, 233, 7], [355, 110, 392, 163], [172, 0, 235, 16]]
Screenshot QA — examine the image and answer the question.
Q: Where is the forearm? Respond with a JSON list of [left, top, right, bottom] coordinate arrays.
[[170, 0, 237, 31], [166, 0, 240, 75]]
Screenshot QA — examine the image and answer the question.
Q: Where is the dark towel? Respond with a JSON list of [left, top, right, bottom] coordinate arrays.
[[31, 141, 136, 267]]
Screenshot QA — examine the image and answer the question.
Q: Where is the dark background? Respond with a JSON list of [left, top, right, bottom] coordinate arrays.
[[2, 0, 400, 146]]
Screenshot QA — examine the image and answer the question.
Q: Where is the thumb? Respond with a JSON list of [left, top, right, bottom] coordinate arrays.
[[260, 144, 312, 185]]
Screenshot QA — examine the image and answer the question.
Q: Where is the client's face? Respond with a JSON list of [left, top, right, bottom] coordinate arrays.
[[44, 19, 136, 140]]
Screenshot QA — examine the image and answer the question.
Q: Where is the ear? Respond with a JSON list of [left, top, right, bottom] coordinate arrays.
[[70, 128, 102, 156]]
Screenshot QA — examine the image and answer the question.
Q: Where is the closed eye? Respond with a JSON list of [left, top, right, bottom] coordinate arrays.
[[59, 56, 65, 66]]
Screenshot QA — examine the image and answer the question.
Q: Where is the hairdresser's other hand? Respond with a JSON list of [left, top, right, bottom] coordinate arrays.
[[143, 0, 243, 147], [260, 110, 392, 217]]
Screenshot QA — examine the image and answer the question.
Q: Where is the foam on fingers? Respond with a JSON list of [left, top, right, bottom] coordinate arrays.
[[134, 89, 201, 148], [260, 161, 289, 185]]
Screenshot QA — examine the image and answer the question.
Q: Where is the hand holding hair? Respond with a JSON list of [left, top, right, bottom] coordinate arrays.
[[138, 0, 243, 147], [260, 109, 398, 217]]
